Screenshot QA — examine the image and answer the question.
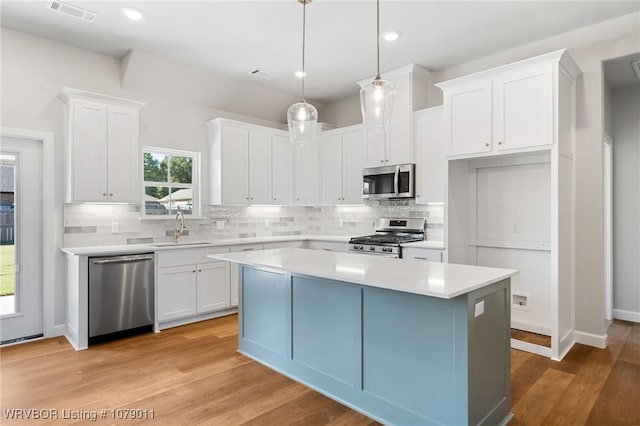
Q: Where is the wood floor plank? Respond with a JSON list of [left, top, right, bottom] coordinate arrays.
[[511, 368, 575, 425], [1, 315, 638, 425], [618, 321, 640, 365], [585, 360, 640, 425]]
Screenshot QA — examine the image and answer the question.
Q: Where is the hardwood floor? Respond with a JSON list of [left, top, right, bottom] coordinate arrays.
[[1, 316, 638, 425]]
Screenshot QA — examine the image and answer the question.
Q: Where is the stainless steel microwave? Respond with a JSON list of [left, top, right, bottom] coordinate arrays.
[[363, 163, 415, 200]]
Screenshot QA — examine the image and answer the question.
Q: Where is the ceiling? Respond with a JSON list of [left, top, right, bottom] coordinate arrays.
[[604, 54, 640, 88], [2, 1, 639, 103]]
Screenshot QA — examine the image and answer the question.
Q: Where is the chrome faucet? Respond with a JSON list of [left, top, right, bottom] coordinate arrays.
[[173, 211, 187, 243]]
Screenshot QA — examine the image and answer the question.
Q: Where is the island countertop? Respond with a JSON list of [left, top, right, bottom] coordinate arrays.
[[209, 248, 517, 299]]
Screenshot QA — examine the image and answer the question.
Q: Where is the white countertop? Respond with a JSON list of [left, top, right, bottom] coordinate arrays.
[[61, 235, 445, 256], [209, 248, 516, 299]]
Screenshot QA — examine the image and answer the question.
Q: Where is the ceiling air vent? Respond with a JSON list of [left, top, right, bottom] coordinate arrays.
[[250, 69, 278, 80], [47, 1, 97, 22], [632, 59, 640, 80]]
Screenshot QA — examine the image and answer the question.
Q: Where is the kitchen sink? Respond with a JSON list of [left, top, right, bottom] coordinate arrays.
[[151, 241, 213, 247]]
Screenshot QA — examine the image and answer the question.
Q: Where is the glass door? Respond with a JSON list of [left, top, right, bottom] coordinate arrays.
[[0, 154, 16, 316], [0, 137, 43, 344]]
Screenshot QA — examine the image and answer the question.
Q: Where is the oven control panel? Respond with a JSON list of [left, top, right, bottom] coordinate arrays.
[[349, 244, 401, 257]]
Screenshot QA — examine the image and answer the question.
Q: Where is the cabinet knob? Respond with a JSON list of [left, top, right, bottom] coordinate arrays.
[[273, 197, 276, 200], [485, 143, 490, 147], [498, 141, 503, 145], [198, 269, 202, 273], [250, 197, 253, 200], [246, 197, 249, 200], [380, 160, 384, 163], [109, 193, 114, 197], [102, 193, 107, 196], [297, 198, 300, 201], [192, 270, 196, 273]]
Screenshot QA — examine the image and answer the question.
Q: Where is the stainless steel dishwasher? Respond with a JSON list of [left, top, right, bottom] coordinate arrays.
[[88, 253, 154, 344]]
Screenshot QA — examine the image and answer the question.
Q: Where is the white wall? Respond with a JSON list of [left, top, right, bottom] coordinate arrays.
[[0, 27, 300, 331], [319, 94, 362, 127], [612, 85, 640, 320]]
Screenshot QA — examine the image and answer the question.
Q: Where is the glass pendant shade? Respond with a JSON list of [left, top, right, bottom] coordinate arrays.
[[360, 78, 396, 130], [287, 100, 318, 145]]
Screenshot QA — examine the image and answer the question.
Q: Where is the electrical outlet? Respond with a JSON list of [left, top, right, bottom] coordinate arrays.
[[111, 222, 119, 234], [216, 220, 225, 230], [512, 223, 520, 234], [474, 300, 485, 317]]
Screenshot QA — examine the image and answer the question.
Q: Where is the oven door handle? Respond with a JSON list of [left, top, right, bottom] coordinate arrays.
[[394, 165, 400, 196]]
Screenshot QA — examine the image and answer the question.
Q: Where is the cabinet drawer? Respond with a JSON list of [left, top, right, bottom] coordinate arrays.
[[263, 241, 305, 250], [402, 248, 444, 262], [229, 244, 264, 253], [156, 246, 229, 268], [307, 241, 348, 253]]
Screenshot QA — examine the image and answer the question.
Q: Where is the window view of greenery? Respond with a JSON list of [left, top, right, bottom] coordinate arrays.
[[143, 151, 195, 216]]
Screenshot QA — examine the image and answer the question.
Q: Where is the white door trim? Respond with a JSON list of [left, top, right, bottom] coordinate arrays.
[[1, 127, 57, 337], [603, 134, 613, 322]]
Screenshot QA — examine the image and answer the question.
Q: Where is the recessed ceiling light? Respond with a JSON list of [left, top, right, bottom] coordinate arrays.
[[382, 31, 400, 42], [294, 71, 306, 78], [122, 7, 144, 21]]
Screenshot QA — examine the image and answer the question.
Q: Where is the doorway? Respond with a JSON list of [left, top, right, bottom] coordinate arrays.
[[603, 54, 640, 324], [0, 136, 44, 343]]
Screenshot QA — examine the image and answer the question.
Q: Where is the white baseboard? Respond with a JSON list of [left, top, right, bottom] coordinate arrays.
[[47, 324, 66, 338], [511, 320, 551, 336], [613, 309, 640, 323], [510, 338, 552, 357], [574, 330, 608, 349]]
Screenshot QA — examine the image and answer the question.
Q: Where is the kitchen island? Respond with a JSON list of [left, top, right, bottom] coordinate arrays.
[[208, 248, 517, 426]]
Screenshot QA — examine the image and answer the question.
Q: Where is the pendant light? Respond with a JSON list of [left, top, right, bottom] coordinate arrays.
[[360, 0, 396, 131], [287, 0, 317, 145]]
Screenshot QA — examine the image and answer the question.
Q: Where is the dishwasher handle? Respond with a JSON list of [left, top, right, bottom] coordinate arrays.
[[91, 254, 154, 265]]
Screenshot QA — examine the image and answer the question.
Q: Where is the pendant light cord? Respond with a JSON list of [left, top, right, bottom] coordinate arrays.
[[301, 0, 307, 102], [376, 0, 381, 80]]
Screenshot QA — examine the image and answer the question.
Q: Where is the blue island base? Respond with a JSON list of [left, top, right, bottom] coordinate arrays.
[[238, 266, 512, 426]]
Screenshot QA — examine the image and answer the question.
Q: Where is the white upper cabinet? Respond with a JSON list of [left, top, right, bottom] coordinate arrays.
[[442, 81, 492, 156], [437, 50, 579, 159], [271, 134, 293, 204], [414, 106, 445, 204], [493, 65, 553, 151], [248, 131, 272, 204], [358, 65, 431, 167], [209, 118, 290, 205], [59, 88, 145, 203], [293, 136, 320, 205], [218, 125, 250, 204], [321, 126, 365, 205]]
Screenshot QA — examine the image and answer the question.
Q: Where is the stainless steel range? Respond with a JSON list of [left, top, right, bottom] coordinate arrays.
[[349, 218, 426, 258]]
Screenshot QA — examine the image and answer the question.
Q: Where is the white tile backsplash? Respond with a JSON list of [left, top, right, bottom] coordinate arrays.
[[63, 201, 444, 247]]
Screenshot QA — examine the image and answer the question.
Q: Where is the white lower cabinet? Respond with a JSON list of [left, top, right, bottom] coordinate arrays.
[[402, 247, 444, 262], [306, 241, 349, 253], [196, 262, 230, 314], [157, 265, 197, 321], [157, 261, 230, 322], [156, 247, 232, 325]]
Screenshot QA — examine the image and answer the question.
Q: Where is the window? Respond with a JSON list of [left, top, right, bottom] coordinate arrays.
[[142, 148, 200, 217]]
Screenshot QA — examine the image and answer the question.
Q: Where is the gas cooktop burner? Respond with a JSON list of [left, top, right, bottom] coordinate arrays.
[[349, 235, 423, 245], [349, 218, 427, 258]]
